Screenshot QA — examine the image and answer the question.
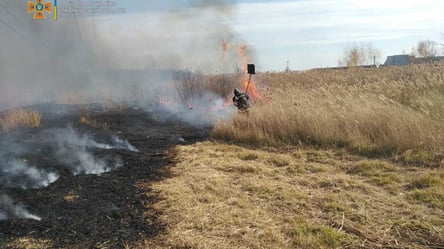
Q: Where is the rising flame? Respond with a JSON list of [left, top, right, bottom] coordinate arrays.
[[157, 96, 170, 106], [242, 76, 262, 100], [221, 41, 231, 61], [238, 45, 262, 100]]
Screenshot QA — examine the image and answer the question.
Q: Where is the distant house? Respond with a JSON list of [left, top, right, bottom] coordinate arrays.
[[415, 56, 444, 64], [384, 54, 415, 66], [384, 54, 444, 66]]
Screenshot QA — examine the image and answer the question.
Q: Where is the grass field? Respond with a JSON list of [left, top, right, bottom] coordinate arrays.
[[134, 141, 443, 249], [214, 64, 444, 160], [132, 64, 444, 248], [4, 65, 444, 249]]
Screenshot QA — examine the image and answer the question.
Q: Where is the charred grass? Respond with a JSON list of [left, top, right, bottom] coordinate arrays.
[[129, 141, 444, 249]]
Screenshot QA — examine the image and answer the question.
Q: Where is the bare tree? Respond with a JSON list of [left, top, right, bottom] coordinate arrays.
[[411, 40, 438, 58], [440, 33, 444, 54], [338, 43, 381, 67], [173, 70, 206, 107]]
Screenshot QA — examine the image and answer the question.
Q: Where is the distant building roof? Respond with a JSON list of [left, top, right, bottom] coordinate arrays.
[[384, 54, 444, 66], [384, 54, 413, 66]]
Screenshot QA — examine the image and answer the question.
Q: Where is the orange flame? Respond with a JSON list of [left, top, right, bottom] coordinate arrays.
[[158, 96, 169, 106], [238, 44, 261, 100], [221, 41, 231, 61], [242, 77, 261, 100], [223, 97, 232, 108]]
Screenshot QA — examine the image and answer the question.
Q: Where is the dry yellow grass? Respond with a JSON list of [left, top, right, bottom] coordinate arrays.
[[79, 109, 109, 130], [130, 141, 444, 249], [0, 109, 41, 132], [5, 237, 53, 249], [213, 64, 444, 157]]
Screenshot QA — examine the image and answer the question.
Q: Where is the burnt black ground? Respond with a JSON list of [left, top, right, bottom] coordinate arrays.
[[0, 107, 211, 248]]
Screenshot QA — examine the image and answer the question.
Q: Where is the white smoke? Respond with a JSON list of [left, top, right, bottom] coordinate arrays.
[[49, 126, 123, 175], [155, 92, 236, 127], [0, 210, 7, 220], [0, 1, 247, 127], [0, 127, 140, 221], [0, 194, 41, 221], [0, 159, 59, 189], [111, 135, 140, 152], [0, 127, 138, 191]]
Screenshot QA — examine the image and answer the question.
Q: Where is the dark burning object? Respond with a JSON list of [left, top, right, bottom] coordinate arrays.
[[247, 64, 255, 75], [233, 88, 250, 111], [233, 64, 255, 112], [245, 63, 255, 94]]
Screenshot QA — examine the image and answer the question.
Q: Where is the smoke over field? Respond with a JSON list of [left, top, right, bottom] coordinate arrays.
[[0, 0, 254, 243], [0, 1, 254, 126]]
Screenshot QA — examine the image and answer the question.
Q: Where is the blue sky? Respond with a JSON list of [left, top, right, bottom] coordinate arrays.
[[232, 0, 444, 70], [58, 0, 444, 71]]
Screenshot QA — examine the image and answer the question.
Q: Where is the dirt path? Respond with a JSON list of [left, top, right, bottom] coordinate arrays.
[[0, 109, 210, 248]]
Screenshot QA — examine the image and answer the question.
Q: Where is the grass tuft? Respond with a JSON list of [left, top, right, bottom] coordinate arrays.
[[6, 237, 53, 249], [291, 218, 350, 249], [408, 175, 441, 189], [0, 109, 41, 132]]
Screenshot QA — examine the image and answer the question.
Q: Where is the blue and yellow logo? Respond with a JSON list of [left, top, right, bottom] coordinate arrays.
[[28, 0, 56, 20]]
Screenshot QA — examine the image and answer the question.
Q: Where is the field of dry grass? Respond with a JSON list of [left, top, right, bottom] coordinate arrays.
[[214, 64, 444, 160], [127, 65, 444, 249], [4, 65, 444, 249], [132, 141, 443, 249], [0, 108, 41, 132]]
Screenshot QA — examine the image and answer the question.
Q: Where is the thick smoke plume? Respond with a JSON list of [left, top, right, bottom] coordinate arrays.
[[0, 1, 249, 126]]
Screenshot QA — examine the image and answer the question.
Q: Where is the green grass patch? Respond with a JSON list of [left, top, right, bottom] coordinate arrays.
[[401, 150, 442, 166], [291, 218, 350, 249], [408, 187, 444, 208], [349, 143, 396, 157], [408, 175, 441, 189], [266, 155, 291, 167], [347, 160, 397, 176], [369, 174, 401, 186], [222, 164, 258, 174], [237, 152, 259, 161]]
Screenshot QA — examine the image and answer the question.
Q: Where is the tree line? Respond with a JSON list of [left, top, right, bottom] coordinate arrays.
[[339, 35, 444, 67]]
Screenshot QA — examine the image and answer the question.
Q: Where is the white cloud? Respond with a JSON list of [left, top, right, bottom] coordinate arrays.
[[72, 0, 444, 70], [231, 0, 444, 48]]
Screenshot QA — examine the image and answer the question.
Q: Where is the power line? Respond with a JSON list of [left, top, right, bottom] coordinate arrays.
[[0, 3, 50, 49], [72, 12, 83, 42], [0, 2, 26, 27], [0, 16, 34, 46]]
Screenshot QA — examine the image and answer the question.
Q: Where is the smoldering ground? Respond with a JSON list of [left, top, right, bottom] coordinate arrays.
[[0, 126, 139, 220], [0, 194, 41, 221], [0, 0, 251, 222]]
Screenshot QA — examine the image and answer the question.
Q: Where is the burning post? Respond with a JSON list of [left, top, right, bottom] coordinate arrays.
[[233, 64, 255, 112], [245, 64, 255, 94]]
